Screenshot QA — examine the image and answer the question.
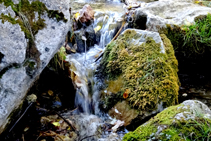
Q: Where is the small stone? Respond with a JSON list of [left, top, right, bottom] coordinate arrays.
[[182, 93, 187, 97]]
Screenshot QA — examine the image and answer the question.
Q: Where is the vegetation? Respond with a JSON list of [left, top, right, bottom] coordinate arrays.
[[99, 30, 179, 111], [166, 13, 211, 56], [123, 103, 211, 141], [47, 46, 68, 72]]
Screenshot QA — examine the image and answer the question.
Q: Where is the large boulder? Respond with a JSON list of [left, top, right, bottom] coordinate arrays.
[[123, 100, 211, 141], [133, 1, 211, 32], [96, 29, 179, 125], [0, 0, 71, 133]]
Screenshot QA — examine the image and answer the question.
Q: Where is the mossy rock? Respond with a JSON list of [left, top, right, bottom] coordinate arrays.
[[97, 29, 179, 118], [123, 100, 211, 141], [164, 13, 211, 57]]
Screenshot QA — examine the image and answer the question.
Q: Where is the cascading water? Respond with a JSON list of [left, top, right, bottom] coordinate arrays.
[[68, 10, 124, 114], [65, 3, 128, 140]]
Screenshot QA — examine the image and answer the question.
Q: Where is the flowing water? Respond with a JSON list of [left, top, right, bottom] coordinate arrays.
[[65, 1, 128, 140]]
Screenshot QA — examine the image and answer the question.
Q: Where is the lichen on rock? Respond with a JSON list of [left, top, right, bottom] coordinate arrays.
[[98, 29, 179, 113]]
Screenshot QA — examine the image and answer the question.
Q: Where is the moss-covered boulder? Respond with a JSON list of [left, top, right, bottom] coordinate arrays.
[[123, 100, 211, 141], [97, 29, 179, 124]]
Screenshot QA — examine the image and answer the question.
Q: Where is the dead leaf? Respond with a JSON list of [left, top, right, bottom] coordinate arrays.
[[52, 122, 60, 127], [123, 89, 130, 99], [48, 90, 54, 96]]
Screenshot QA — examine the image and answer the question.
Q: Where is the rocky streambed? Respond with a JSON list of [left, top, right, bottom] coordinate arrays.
[[1, 0, 211, 140]]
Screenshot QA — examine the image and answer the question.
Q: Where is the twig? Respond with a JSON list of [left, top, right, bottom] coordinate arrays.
[[94, 51, 104, 62], [70, 107, 78, 113], [95, 21, 126, 62], [111, 21, 126, 42], [54, 111, 77, 132], [22, 134, 24, 141], [9, 102, 33, 132]]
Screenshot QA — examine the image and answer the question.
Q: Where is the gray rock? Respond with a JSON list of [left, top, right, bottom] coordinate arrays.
[[74, 25, 97, 53], [134, 1, 211, 32], [0, 0, 71, 133], [0, 20, 27, 71], [121, 29, 165, 53], [12, 0, 20, 4], [0, 4, 16, 18]]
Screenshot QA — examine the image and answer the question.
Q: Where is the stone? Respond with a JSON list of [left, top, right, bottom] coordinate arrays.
[[123, 100, 211, 140], [97, 29, 179, 126], [0, 0, 71, 134], [79, 4, 95, 23], [74, 25, 97, 53], [133, 1, 211, 32]]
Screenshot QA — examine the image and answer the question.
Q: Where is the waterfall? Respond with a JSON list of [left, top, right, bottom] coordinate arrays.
[[67, 9, 124, 114]]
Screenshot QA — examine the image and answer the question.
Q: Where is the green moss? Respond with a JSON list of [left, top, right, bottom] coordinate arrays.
[[123, 103, 211, 141], [123, 104, 183, 141], [100, 30, 179, 111], [0, 0, 14, 8], [165, 13, 211, 56], [106, 75, 124, 94], [123, 124, 157, 141]]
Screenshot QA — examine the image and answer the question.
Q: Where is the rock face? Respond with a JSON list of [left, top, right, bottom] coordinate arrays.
[[0, 0, 71, 133], [97, 29, 179, 125], [123, 100, 211, 141], [133, 1, 211, 32]]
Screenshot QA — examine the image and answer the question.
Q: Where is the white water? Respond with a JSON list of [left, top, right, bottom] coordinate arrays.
[[67, 10, 124, 114], [64, 2, 128, 140]]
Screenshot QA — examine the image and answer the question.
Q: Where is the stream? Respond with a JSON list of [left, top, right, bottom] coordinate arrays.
[[2, 0, 211, 140], [64, 0, 129, 140]]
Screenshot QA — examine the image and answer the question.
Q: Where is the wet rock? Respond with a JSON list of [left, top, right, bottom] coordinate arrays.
[[0, 0, 71, 134], [179, 87, 211, 109], [97, 29, 179, 126], [74, 25, 97, 53], [109, 101, 138, 126], [62, 113, 102, 140], [133, 1, 211, 32], [79, 4, 95, 24], [123, 100, 211, 141]]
